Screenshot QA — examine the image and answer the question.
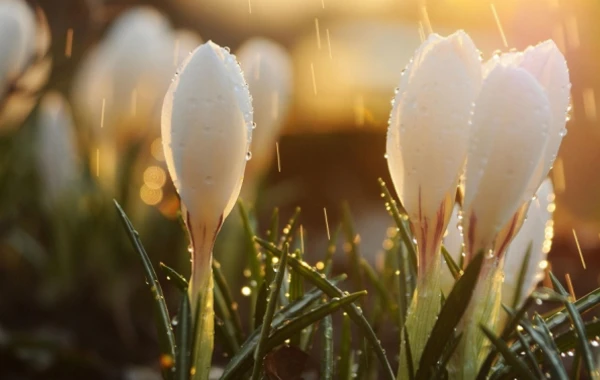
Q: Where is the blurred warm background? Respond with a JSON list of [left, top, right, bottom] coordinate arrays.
[[1, 0, 600, 378]]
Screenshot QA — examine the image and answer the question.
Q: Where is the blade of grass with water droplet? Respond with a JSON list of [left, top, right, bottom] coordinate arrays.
[[553, 318, 600, 353], [517, 317, 568, 380], [549, 272, 599, 379], [543, 287, 600, 329], [321, 313, 334, 380], [441, 246, 461, 281], [221, 277, 344, 379], [213, 260, 244, 343], [255, 237, 395, 380], [175, 294, 192, 380], [514, 330, 545, 379], [339, 311, 352, 380], [251, 244, 289, 380], [113, 200, 176, 380], [214, 282, 241, 355], [480, 325, 537, 380], [511, 243, 532, 310], [159, 262, 188, 292], [268, 207, 279, 244], [322, 224, 340, 277], [378, 178, 418, 278], [223, 288, 362, 379], [415, 252, 483, 379], [239, 201, 262, 327], [278, 207, 301, 249]]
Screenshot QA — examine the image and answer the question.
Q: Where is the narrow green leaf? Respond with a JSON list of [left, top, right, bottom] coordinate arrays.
[[213, 260, 244, 343], [441, 246, 461, 281], [221, 278, 344, 379], [511, 243, 532, 310], [431, 332, 462, 380], [254, 281, 268, 330], [175, 294, 192, 380], [341, 204, 365, 295], [416, 253, 484, 379], [255, 237, 395, 380], [480, 325, 537, 380], [404, 329, 415, 380], [514, 330, 545, 379], [323, 225, 341, 276], [113, 200, 176, 379], [278, 207, 301, 249], [238, 201, 262, 327], [544, 287, 600, 329], [223, 290, 364, 379], [321, 314, 334, 380], [214, 283, 241, 355], [339, 312, 352, 380], [159, 262, 188, 292], [549, 272, 599, 379], [477, 297, 534, 380], [251, 244, 289, 380], [378, 179, 418, 277], [361, 258, 399, 327], [554, 318, 600, 353], [517, 318, 568, 380]]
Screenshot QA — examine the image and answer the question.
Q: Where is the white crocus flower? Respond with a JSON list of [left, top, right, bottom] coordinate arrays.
[[162, 41, 252, 373], [387, 30, 482, 379], [442, 179, 555, 308], [36, 92, 80, 206], [386, 30, 481, 278], [237, 37, 293, 197], [0, 0, 51, 134], [462, 64, 553, 259]]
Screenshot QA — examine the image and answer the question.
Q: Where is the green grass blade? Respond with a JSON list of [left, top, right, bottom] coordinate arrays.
[[214, 283, 241, 355], [321, 313, 334, 380], [514, 330, 545, 379], [378, 179, 418, 277], [159, 262, 189, 292], [544, 287, 600, 329], [238, 201, 262, 327], [220, 277, 344, 379], [554, 318, 600, 353], [213, 260, 244, 343], [549, 272, 599, 379], [480, 325, 537, 380], [510, 243, 532, 310], [113, 200, 176, 378], [223, 290, 364, 379], [339, 312, 352, 380], [251, 244, 289, 380], [254, 281, 268, 330], [517, 318, 568, 380], [415, 253, 484, 379], [175, 294, 192, 380], [341, 204, 366, 295], [278, 207, 301, 249], [441, 246, 461, 281], [361, 258, 399, 328], [255, 237, 395, 380]]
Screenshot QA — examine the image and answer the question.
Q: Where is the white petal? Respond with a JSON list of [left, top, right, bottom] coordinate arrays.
[[162, 41, 253, 229], [387, 30, 481, 222], [519, 40, 571, 199], [463, 65, 552, 255], [237, 38, 293, 181], [502, 179, 554, 308]]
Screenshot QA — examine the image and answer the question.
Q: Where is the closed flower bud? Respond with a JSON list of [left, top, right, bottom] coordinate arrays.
[[462, 64, 553, 258], [36, 92, 80, 206], [386, 30, 481, 276], [0, 0, 51, 134], [237, 37, 293, 195], [162, 40, 253, 309]]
